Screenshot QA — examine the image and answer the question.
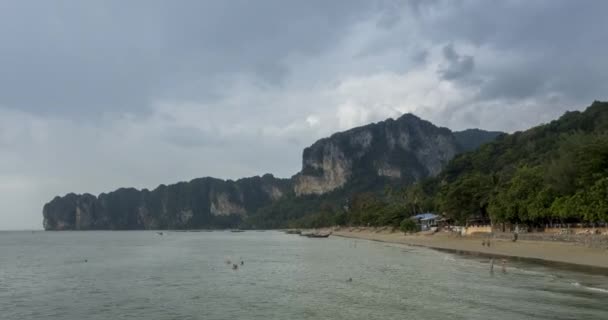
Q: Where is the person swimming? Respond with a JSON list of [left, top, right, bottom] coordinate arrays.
[[232, 264, 238, 270]]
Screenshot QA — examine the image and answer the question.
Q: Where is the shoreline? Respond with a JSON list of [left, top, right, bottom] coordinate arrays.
[[328, 229, 608, 274]]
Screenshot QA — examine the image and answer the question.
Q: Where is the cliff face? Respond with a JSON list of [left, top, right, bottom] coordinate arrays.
[[293, 114, 494, 196], [43, 174, 291, 230], [43, 113, 501, 230]]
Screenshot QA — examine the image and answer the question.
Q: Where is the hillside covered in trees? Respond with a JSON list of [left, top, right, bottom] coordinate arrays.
[[260, 101, 608, 229], [435, 101, 608, 227]]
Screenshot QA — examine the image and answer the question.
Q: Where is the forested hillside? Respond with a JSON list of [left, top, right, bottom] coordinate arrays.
[[435, 101, 608, 226], [286, 101, 608, 230]]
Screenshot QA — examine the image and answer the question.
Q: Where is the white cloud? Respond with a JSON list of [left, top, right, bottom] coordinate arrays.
[[305, 115, 320, 127]]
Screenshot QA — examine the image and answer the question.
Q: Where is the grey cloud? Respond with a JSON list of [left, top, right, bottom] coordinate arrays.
[[163, 126, 226, 149], [413, 0, 608, 103], [411, 50, 429, 65], [439, 44, 475, 80], [0, 0, 374, 118]]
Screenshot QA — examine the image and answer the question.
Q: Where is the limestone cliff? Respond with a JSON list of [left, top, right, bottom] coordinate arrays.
[[42, 113, 501, 230], [43, 174, 290, 230], [293, 114, 492, 196]]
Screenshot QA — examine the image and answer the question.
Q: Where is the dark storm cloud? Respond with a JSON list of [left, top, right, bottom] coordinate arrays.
[[439, 44, 474, 80], [413, 0, 608, 105], [0, 0, 373, 117]]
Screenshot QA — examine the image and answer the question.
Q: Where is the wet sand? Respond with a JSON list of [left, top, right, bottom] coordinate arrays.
[[330, 229, 608, 272]]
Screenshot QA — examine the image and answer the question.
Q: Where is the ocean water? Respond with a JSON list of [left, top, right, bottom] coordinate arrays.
[[1, 231, 607, 320]]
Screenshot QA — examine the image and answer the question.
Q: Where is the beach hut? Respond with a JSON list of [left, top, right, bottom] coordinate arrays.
[[411, 213, 439, 231]]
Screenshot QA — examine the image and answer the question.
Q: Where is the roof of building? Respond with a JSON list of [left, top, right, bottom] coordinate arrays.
[[411, 213, 439, 221]]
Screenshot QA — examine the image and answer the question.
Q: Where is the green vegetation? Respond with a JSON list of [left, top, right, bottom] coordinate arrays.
[[245, 183, 429, 229], [247, 101, 608, 230], [400, 218, 420, 233], [431, 101, 608, 227]]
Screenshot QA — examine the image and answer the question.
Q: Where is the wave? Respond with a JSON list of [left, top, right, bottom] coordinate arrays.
[[571, 282, 608, 293]]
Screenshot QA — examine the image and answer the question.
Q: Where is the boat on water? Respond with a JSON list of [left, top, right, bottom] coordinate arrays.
[[230, 229, 245, 233], [307, 233, 331, 238], [284, 229, 302, 235], [301, 232, 331, 238]]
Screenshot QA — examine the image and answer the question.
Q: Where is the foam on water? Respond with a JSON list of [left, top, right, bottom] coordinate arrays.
[[572, 282, 608, 294]]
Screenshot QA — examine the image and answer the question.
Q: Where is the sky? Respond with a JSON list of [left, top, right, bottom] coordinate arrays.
[[1, 0, 608, 229]]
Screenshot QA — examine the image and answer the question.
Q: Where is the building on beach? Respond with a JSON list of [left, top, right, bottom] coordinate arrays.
[[411, 213, 439, 231]]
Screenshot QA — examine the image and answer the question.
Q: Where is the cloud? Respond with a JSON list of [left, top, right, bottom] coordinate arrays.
[[306, 116, 321, 127], [439, 44, 475, 80], [1, 0, 608, 229]]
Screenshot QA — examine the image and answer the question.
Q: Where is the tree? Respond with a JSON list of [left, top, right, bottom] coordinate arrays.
[[578, 177, 608, 223], [488, 166, 548, 224], [376, 203, 408, 228], [439, 173, 493, 224], [400, 218, 419, 233]]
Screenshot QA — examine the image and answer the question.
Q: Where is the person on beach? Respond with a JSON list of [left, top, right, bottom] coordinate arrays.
[[501, 259, 507, 273], [490, 258, 494, 273]]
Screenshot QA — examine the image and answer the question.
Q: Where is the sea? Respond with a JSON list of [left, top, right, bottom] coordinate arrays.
[[1, 230, 607, 320]]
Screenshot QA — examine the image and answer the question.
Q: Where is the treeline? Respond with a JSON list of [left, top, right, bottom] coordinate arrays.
[[391, 101, 608, 227], [245, 101, 608, 229], [244, 185, 428, 230], [431, 101, 608, 227]]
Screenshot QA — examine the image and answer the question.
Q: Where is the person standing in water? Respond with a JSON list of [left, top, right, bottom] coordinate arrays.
[[501, 259, 507, 273]]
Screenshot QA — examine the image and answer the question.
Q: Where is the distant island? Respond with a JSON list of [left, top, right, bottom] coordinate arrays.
[[43, 113, 501, 230]]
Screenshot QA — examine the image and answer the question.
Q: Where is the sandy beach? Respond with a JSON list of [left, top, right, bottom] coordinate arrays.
[[328, 228, 608, 271]]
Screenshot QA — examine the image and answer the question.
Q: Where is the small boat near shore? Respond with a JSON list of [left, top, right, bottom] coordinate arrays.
[[284, 229, 302, 235], [231, 229, 245, 233], [306, 233, 331, 238], [301, 231, 332, 238]]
